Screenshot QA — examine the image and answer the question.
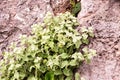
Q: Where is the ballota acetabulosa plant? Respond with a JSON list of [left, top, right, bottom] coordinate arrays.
[[0, 12, 96, 80]]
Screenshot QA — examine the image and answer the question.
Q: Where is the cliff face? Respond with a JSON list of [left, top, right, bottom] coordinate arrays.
[[0, 0, 53, 57], [0, 0, 120, 80], [78, 0, 120, 80], [0, 0, 71, 57]]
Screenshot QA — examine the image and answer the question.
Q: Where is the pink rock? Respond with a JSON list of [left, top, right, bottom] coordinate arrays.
[[78, 0, 120, 80]]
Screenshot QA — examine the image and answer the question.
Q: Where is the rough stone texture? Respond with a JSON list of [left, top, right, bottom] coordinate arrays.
[[0, 0, 71, 58], [50, 0, 70, 15], [1, 0, 120, 80], [78, 0, 120, 80], [0, 0, 54, 56]]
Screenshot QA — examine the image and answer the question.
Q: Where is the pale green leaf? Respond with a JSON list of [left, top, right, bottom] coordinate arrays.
[[65, 76, 72, 80], [89, 49, 96, 56], [48, 42, 54, 48], [61, 61, 69, 68], [63, 68, 72, 76], [81, 27, 88, 32], [60, 53, 69, 59], [69, 60, 77, 66], [54, 69, 62, 75], [8, 64, 15, 71], [27, 75, 37, 80], [75, 40, 82, 49], [82, 47, 89, 54], [75, 72, 80, 80], [14, 71, 19, 79], [82, 33, 88, 40]]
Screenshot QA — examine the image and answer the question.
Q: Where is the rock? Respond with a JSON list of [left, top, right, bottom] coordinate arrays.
[[78, 0, 120, 80], [50, 0, 71, 15], [0, 0, 53, 55], [0, 0, 120, 79], [0, 0, 71, 56]]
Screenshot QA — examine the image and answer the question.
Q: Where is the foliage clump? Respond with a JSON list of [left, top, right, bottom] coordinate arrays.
[[0, 12, 96, 80]]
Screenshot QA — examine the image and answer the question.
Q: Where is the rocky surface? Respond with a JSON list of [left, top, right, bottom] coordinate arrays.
[[78, 0, 120, 80], [1, 0, 120, 80], [0, 0, 52, 53], [0, 0, 71, 57], [50, 0, 70, 15], [0, 0, 53, 55]]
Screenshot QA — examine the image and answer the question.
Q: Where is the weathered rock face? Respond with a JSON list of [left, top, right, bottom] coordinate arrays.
[[78, 0, 120, 80], [0, 0, 72, 58], [0, 0, 53, 56], [1, 0, 120, 79], [50, 0, 70, 15], [0, 0, 71, 57]]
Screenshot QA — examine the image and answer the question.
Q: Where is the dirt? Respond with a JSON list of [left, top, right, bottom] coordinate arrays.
[[78, 0, 120, 80]]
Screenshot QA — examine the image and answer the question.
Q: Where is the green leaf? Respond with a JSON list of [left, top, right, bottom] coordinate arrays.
[[14, 71, 19, 79], [88, 27, 94, 37], [41, 36, 50, 44], [34, 57, 42, 63], [71, 52, 84, 62], [82, 47, 89, 54], [60, 53, 69, 59], [53, 58, 59, 66], [65, 23, 72, 27], [75, 40, 82, 49], [27, 75, 37, 80], [82, 35, 89, 44], [45, 72, 54, 80], [65, 76, 72, 80], [89, 49, 96, 57], [77, 53, 84, 61], [72, 3, 81, 16], [58, 75, 64, 80], [61, 61, 68, 68], [15, 64, 21, 68], [58, 41, 65, 48], [29, 66, 35, 72], [48, 41, 54, 49], [63, 68, 72, 76], [53, 46, 58, 52], [19, 72, 26, 79], [75, 72, 80, 80], [54, 69, 62, 75], [69, 60, 77, 66], [47, 59, 54, 69], [82, 33, 88, 40], [84, 49, 96, 63], [35, 63, 40, 69], [81, 27, 88, 33], [8, 64, 15, 71], [39, 65, 47, 73], [23, 56, 29, 61]]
